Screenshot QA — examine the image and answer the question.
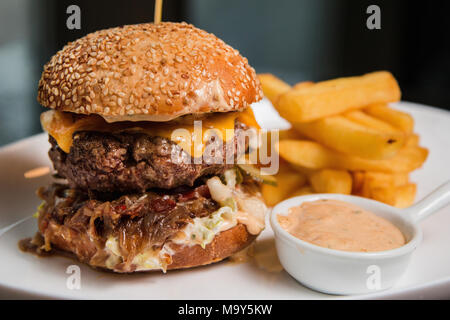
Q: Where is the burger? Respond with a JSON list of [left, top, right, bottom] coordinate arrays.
[[30, 22, 267, 272]]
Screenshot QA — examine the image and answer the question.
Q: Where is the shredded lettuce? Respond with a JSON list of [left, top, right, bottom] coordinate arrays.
[[187, 206, 237, 249], [222, 197, 237, 212], [132, 247, 173, 272], [33, 202, 45, 218]]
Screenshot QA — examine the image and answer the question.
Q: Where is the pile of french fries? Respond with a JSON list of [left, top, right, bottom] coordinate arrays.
[[258, 71, 428, 208]]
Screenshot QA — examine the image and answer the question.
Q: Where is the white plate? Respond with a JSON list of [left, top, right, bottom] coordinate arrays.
[[0, 100, 449, 299]]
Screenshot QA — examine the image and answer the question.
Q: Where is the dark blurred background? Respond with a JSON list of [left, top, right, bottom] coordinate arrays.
[[0, 0, 449, 146]]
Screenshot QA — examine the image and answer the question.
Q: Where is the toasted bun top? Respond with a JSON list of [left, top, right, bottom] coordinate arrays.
[[37, 22, 262, 122]]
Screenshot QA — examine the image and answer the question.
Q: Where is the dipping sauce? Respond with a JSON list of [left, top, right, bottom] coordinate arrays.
[[277, 200, 405, 252]]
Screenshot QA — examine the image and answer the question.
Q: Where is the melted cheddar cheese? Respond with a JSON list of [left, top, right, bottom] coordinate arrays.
[[40, 108, 258, 157]]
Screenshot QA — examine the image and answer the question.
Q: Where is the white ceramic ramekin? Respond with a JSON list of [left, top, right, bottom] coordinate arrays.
[[270, 181, 450, 295]]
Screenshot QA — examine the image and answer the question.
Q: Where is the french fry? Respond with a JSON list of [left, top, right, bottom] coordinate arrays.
[[263, 72, 424, 208], [261, 168, 307, 206], [360, 172, 409, 197], [293, 81, 314, 90], [370, 183, 416, 208], [276, 140, 428, 173], [406, 133, 420, 147], [258, 73, 291, 105], [393, 173, 409, 186], [351, 171, 366, 194], [293, 116, 406, 159], [290, 164, 317, 177], [290, 185, 314, 197], [264, 128, 305, 150], [309, 169, 352, 194], [364, 103, 414, 133], [279, 128, 307, 140], [275, 71, 401, 122], [365, 172, 409, 187], [261, 128, 307, 162], [345, 110, 401, 133]]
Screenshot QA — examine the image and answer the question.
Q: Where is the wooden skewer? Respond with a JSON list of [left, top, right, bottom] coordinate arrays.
[[24, 166, 50, 179], [154, 0, 163, 24]]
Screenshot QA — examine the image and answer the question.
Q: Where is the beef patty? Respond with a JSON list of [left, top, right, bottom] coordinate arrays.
[[49, 121, 248, 193], [37, 183, 218, 272]]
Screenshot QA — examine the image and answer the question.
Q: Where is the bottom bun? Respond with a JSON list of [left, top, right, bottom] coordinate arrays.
[[168, 224, 256, 270], [39, 220, 256, 272]]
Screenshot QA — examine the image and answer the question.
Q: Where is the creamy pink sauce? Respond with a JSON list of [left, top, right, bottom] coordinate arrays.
[[277, 199, 405, 252]]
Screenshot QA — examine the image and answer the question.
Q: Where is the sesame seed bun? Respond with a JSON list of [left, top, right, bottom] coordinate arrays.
[[37, 22, 263, 122]]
